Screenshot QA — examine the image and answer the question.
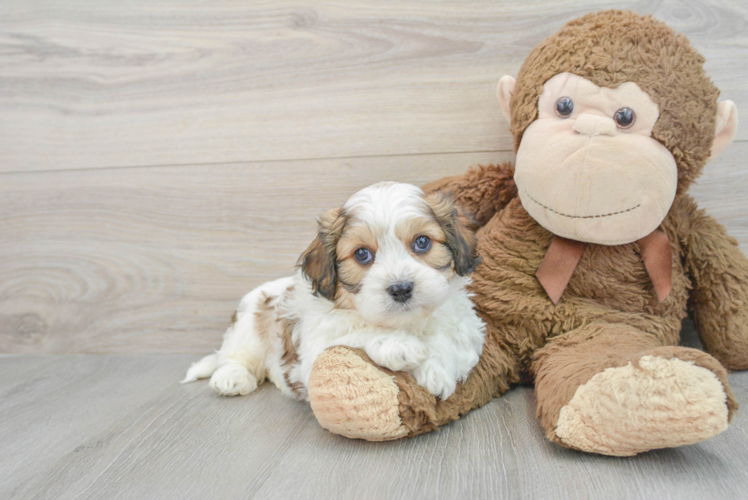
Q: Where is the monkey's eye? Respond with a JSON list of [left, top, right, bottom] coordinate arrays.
[[614, 107, 636, 129], [555, 97, 574, 118], [354, 248, 373, 264], [413, 235, 432, 253]]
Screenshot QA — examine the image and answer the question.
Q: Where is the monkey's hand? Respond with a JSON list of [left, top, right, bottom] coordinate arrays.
[[422, 162, 517, 227]]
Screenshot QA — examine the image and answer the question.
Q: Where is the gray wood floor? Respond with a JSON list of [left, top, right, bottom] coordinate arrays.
[[1, 338, 748, 500], [3, 1, 748, 498]]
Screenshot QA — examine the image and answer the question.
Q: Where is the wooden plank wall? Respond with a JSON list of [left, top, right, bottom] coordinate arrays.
[[1, 0, 747, 353]]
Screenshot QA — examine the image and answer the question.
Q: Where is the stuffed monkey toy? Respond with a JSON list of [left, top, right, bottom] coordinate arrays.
[[305, 10, 748, 456]]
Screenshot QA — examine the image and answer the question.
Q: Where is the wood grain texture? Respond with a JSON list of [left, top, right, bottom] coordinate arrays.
[[0, 151, 510, 353], [1, 0, 747, 172], [0, 351, 747, 500], [2, 144, 746, 354]]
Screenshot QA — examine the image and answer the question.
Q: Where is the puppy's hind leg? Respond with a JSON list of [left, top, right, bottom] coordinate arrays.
[[210, 276, 294, 397]]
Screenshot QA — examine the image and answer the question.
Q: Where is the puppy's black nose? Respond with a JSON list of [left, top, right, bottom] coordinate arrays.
[[387, 281, 414, 303]]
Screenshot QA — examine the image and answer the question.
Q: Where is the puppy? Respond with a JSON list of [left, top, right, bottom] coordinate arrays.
[[183, 182, 485, 400]]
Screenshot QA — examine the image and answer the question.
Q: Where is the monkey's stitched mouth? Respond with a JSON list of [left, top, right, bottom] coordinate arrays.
[[525, 191, 641, 219]]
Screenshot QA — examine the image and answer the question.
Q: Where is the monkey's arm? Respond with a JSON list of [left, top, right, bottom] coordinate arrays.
[[678, 196, 748, 370], [422, 162, 517, 226]]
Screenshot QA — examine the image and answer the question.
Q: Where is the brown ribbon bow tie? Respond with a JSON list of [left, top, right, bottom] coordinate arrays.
[[536, 228, 672, 305]]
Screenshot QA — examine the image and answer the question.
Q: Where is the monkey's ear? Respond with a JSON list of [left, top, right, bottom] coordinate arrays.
[[497, 75, 517, 124], [298, 208, 346, 301], [427, 194, 481, 276], [710, 100, 738, 161]]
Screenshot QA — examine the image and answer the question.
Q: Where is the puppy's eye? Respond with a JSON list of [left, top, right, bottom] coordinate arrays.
[[555, 96, 574, 118], [413, 235, 432, 253], [354, 248, 373, 264], [614, 107, 636, 129]]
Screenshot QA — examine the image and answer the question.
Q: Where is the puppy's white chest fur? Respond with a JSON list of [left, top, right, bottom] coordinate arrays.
[[279, 271, 484, 400]]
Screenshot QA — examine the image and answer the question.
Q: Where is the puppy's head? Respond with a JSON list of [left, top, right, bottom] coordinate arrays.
[[299, 182, 480, 328]]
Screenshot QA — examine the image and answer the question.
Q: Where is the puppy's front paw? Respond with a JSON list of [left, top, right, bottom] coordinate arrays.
[[366, 336, 428, 372], [413, 359, 457, 400], [210, 364, 258, 396]]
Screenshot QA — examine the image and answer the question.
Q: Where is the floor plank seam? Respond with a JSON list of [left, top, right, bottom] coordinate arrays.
[[0, 149, 512, 176]]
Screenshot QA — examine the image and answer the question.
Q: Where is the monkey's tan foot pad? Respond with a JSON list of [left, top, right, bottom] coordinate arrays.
[[308, 346, 408, 441], [555, 355, 729, 456]]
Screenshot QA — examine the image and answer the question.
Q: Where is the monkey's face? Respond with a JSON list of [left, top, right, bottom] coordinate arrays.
[[514, 72, 678, 245]]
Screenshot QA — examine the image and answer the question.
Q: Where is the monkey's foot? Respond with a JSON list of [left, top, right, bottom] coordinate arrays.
[[555, 352, 731, 456]]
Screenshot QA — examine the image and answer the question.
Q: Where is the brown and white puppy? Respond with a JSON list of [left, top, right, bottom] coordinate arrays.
[[183, 182, 485, 400]]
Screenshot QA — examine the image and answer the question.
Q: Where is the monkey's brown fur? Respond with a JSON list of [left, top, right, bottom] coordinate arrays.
[[307, 11, 748, 454]]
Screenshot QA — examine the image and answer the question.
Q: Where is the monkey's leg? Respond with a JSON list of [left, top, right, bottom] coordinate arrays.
[[307, 325, 521, 441], [532, 323, 737, 456]]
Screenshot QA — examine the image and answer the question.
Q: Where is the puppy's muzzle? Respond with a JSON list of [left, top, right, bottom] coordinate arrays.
[[387, 281, 414, 303]]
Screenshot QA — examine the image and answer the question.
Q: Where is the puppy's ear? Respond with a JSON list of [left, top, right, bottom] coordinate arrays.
[[426, 193, 481, 276], [298, 208, 347, 300]]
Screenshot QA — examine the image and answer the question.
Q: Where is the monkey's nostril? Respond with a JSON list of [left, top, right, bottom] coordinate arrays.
[[387, 281, 414, 303]]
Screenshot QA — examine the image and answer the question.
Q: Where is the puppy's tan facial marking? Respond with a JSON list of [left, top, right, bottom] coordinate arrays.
[[334, 221, 380, 303], [419, 244, 454, 273], [395, 218, 446, 245], [337, 258, 366, 293], [395, 217, 453, 273], [336, 223, 379, 259]]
